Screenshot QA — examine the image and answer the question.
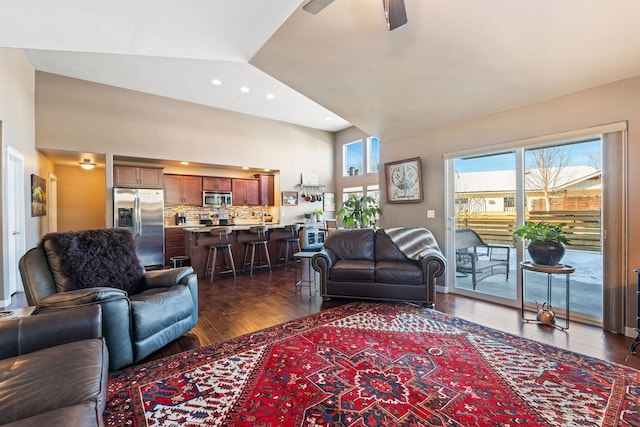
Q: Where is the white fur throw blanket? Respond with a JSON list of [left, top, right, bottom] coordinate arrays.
[[384, 227, 442, 261]]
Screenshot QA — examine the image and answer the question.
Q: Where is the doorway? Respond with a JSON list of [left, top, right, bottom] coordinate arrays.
[[450, 139, 604, 325], [4, 146, 26, 299]]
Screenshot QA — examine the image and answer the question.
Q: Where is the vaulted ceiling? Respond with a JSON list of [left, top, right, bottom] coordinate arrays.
[[3, 0, 640, 141]]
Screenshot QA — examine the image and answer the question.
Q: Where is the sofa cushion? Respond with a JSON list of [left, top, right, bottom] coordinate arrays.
[[129, 285, 194, 341], [325, 229, 375, 261], [375, 260, 424, 284], [375, 229, 411, 262], [330, 260, 375, 282], [0, 338, 108, 426], [4, 402, 104, 427], [41, 228, 144, 294]]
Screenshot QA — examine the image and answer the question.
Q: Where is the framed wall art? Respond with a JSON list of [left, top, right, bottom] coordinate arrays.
[[282, 191, 298, 206], [323, 192, 336, 212], [31, 174, 47, 216], [384, 157, 423, 204]]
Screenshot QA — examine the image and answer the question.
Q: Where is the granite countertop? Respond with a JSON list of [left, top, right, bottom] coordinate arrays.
[[183, 223, 284, 232]]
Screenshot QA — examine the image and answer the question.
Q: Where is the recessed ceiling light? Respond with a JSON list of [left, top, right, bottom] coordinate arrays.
[[240, 86, 250, 93], [242, 166, 250, 170], [266, 93, 275, 100], [263, 168, 271, 172], [180, 161, 189, 165], [211, 79, 222, 86]]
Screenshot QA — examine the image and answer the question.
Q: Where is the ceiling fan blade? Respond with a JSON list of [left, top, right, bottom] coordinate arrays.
[[303, 0, 335, 14], [383, 0, 407, 31]]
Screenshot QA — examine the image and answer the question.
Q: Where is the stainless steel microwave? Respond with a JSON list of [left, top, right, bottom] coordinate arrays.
[[203, 191, 232, 207]]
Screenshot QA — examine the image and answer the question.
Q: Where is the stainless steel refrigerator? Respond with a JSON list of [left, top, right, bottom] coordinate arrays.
[[113, 188, 164, 268]]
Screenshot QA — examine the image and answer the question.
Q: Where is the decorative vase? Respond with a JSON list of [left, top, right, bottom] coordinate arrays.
[[527, 241, 565, 265]]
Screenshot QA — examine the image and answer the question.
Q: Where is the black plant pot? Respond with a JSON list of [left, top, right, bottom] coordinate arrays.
[[527, 241, 566, 266]]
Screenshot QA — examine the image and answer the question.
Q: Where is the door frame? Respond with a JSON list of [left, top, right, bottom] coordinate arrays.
[[2, 145, 26, 304], [48, 172, 58, 233]]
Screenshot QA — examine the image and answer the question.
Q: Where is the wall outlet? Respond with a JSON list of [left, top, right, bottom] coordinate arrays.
[[426, 210, 435, 218]]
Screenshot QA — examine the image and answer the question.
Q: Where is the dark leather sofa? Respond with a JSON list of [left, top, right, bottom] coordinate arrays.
[[311, 228, 446, 307], [0, 305, 108, 427], [18, 228, 198, 371]]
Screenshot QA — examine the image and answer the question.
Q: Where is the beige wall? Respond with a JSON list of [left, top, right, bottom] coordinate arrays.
[[55, 165, 106, 231], [378, 75, 640, 331], [0, 49, 55, 305], [35, 72, 334, 224]]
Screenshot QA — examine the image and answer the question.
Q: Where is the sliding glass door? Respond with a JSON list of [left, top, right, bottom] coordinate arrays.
[[453, 152, 517, 301], [523, 141, 602, 324], [449, 139, 604, 325]]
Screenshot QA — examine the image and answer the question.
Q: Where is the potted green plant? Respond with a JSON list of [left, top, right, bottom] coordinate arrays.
[[313, 208, 323, 222], [513, 221, 570, 265], [337, 195, 381, 229]]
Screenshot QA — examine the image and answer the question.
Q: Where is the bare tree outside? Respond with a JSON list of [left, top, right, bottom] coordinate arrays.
[[526, 146, 571, 211]]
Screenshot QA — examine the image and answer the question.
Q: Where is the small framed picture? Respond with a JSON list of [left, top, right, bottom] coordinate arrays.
[[384, 157, 423, 204], [282, 191, 298, 206], [31, 174, 47, 216], [323, 192, 336, 212]]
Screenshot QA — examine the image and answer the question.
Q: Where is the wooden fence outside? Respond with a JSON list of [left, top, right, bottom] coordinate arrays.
[[455, 210, 601, 252]]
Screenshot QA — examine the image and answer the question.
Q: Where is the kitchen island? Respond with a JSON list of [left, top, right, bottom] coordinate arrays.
[[182, 224, 290, 278]]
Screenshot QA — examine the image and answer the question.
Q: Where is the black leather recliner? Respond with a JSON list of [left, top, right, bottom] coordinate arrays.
[[18, 228, 198, 371]]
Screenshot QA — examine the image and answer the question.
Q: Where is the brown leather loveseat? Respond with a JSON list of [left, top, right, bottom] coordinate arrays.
[[0, 305, 108, 427], [311, 228, 446, 307]]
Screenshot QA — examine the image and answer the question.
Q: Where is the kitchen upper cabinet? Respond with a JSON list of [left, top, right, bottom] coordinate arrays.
[[256, 174, 275, 206], [165, 175, 203, 206], [114, 165, 164, 188], [202, 177, 232, 192], [232, 178, 260, 206]]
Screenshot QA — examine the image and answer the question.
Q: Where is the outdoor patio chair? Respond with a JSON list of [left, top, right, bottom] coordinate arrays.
[[455, 228, 511, 290]]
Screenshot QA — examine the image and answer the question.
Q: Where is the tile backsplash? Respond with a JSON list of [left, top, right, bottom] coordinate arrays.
[[164, 205, 275, 226]]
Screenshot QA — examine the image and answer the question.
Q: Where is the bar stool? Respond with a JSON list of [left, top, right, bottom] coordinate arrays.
[[205, 227, 236, 281], [278, 224, 302, 269], [243, 225, 272, 276]]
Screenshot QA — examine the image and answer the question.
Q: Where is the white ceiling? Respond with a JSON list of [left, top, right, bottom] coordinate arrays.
[[3, 0, 640, 143]]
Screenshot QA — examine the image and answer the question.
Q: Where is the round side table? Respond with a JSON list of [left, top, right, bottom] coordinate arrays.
[[520, 261, 575, 331]]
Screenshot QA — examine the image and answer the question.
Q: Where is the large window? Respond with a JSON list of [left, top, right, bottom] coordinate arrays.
[[343, 140, 364, 176], [343, 136, 380, 176]]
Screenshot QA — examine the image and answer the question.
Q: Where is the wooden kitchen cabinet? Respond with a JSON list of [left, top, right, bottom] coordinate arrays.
[[232, 178, 260, 206], [256, 174, 275, 206], [165, 227, 186, 266], [114, 165, 164, 188], [164, 174, 203, 206], [202, 176, 232, 192]]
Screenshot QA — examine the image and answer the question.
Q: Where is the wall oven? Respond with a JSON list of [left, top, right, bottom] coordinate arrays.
[[203, 191, 232, 207]]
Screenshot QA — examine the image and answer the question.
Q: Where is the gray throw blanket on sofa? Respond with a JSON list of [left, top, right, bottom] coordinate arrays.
[[384, 227, 442, 261]]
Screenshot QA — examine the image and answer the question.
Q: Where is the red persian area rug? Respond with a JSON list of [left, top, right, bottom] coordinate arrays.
[[104, 302, 640, 426]]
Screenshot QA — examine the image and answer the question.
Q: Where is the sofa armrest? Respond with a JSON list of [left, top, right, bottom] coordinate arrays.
[[142, 267, 195, 289], [418, 250, 447, 277], [312, 249, 335, 272], [312, 249, 337, 297], [0, 305, 102, 360], [35, 287, 128, 309], [141, 267, 199, 330]]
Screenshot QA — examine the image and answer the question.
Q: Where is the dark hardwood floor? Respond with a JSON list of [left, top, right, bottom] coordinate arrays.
[[9, 266, 640, 370]]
